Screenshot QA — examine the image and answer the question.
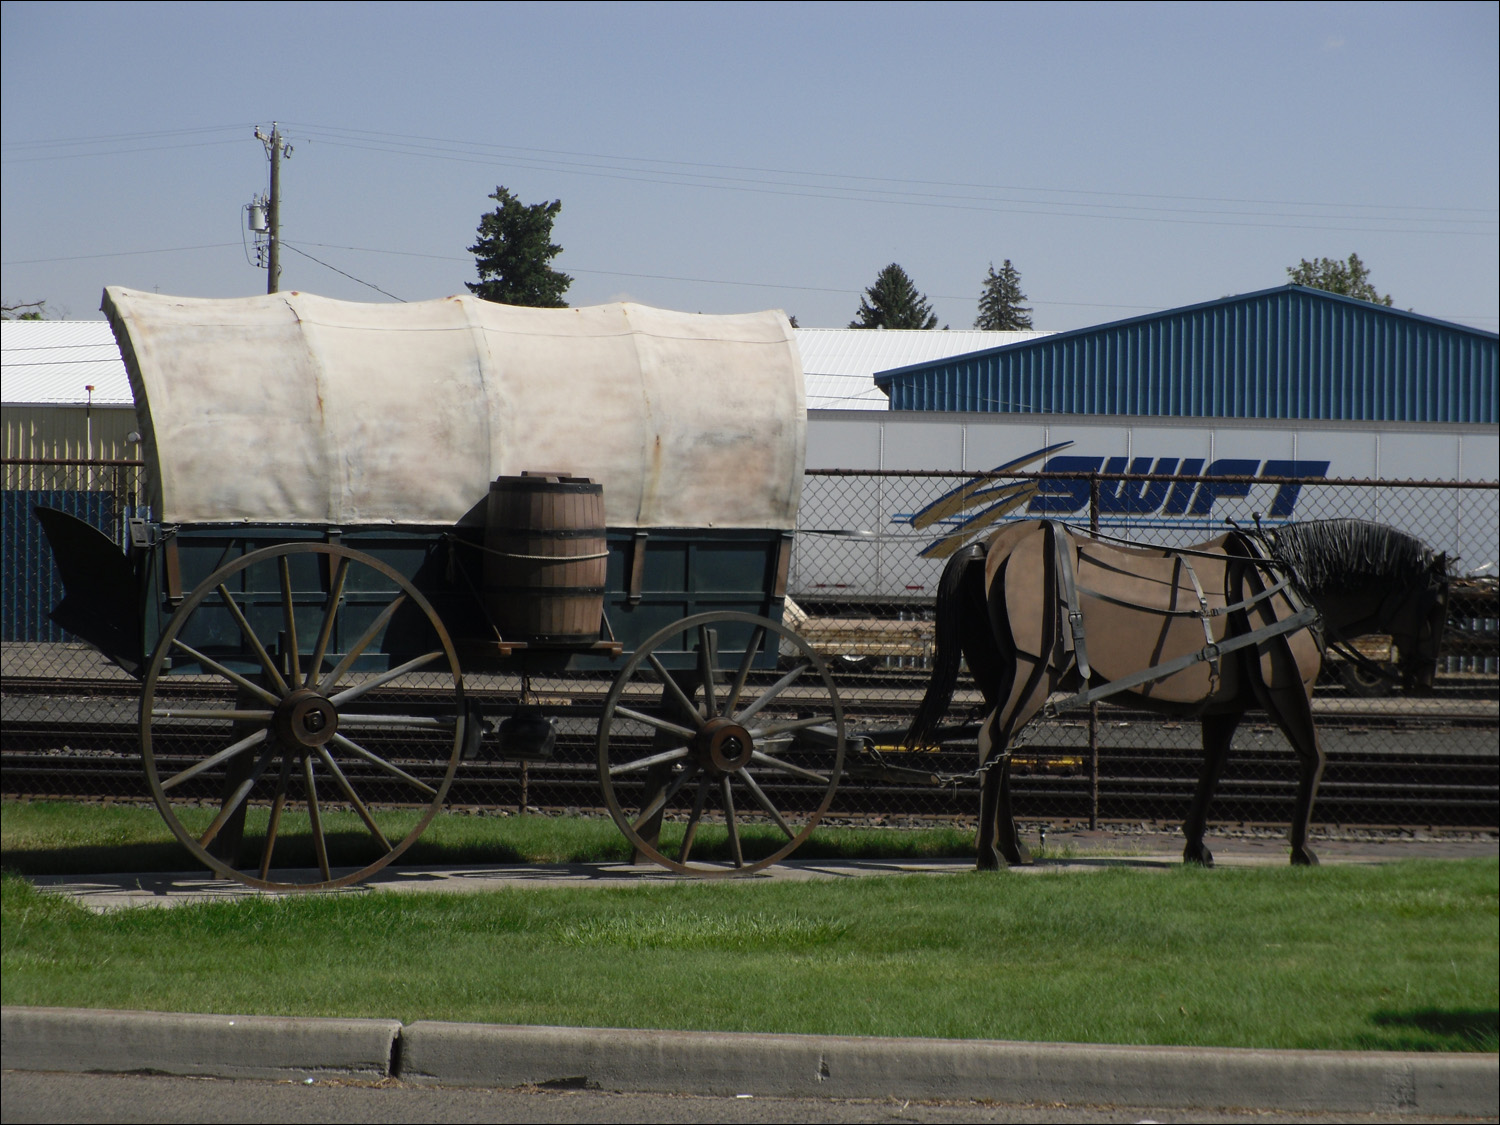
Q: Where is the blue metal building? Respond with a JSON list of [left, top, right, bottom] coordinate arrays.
[[873, 285, 1498, 424]]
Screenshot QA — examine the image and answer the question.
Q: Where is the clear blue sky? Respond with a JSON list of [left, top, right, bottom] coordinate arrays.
[[3, 2, 1496, 332]]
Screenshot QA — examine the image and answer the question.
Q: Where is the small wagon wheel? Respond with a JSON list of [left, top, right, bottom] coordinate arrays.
[[597, 611, 844, 875], [140, 542, 465, 890]]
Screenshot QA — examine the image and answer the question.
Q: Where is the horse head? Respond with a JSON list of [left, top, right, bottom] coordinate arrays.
[[1387, 553, 1450, 690], [1264, 520, 1451, 693]]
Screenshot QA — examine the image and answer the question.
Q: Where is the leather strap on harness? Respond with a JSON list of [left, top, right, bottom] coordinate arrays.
[[1047, 521, 1091, 682]]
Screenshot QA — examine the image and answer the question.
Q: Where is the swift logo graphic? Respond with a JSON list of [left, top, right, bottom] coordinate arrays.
[[909, 443, 1330, 558]]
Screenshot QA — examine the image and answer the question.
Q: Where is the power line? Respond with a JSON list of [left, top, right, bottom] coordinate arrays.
[[2, 244, 238, 265], [293, 135, 1496, 236], [281, 242, 406, 302], [285, 123, 1494, 219]]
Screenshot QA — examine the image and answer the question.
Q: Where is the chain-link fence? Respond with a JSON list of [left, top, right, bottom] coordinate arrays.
[[3, 459, 1496, 861]]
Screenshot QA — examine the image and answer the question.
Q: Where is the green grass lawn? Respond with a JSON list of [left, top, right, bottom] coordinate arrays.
[[4, 854, 1495, 1053]]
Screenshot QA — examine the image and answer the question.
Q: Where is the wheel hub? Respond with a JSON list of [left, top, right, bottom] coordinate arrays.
[[274, 688, 339, 749], [695, 716, 753, 775]]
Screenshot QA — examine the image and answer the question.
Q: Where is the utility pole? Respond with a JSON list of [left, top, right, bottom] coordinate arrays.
[[253, 124, 292, 293]]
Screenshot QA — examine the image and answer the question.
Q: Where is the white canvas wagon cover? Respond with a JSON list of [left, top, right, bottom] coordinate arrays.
[[103, 288, 805, 530]]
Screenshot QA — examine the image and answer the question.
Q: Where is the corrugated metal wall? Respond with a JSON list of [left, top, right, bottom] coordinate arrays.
[[1, 490, 117, 642], [2, 404, 138, 461], [879, 287, 1498, 423]]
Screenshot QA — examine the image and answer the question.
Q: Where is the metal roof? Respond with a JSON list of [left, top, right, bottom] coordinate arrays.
[[874, 286, 1499, 423], [0, 321, 1058, 413], [796, 327, 1052, 410], [0, 320, 133, 406]]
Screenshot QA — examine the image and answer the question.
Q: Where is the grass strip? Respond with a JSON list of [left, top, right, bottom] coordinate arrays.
[[1, 799, 984, 875], [3, 859, 1495, 1053]]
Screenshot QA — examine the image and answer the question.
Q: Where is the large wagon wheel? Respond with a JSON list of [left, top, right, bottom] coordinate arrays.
[[140, 542, 465, 890], [597, 611, 844, 875]]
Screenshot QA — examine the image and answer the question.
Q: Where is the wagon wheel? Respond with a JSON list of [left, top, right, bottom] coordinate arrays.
[[140, 542, 465, 890], [597, 611, 844, 876]]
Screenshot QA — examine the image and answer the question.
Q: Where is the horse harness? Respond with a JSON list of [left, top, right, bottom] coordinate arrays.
[[1040, 520, 1322, 718]]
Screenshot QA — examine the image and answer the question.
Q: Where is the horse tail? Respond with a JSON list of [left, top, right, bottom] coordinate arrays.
[[904, 541, 990, 749]]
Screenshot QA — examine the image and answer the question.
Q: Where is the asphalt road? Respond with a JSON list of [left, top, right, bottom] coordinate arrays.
[[5, 1072, 1494, 1125]]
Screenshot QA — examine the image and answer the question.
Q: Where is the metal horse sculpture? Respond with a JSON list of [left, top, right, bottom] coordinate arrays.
[[905, 518, 1450, 869]]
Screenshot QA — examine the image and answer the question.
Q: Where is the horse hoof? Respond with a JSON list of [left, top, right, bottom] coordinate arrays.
[[1183, 846, 1215, 868], [1291, 848, 1320, 867]]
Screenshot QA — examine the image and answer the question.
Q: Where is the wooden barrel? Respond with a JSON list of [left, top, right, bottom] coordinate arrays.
[[483, 474, 608, 643]]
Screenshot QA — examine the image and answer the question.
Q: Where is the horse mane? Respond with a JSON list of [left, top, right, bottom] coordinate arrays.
[[1260, 519, 1437, 596]]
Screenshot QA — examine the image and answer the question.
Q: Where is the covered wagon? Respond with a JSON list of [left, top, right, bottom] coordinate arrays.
[[39, 288, 846, 887]]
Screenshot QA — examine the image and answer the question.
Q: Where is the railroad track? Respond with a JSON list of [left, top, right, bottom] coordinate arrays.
[[5, 661, 1496, 828], [6, 707, 1496, 831]]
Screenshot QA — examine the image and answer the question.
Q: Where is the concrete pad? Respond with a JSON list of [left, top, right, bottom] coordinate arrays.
[[0, 1006, 400, 1082], [24, 834, 1498, 913]]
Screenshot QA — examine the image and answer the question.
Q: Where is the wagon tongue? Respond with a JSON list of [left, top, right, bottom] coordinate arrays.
[[32, 506, 144, 677]]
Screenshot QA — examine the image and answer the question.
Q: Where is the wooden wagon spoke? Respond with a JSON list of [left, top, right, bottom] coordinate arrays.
[[305, 557, 350, 689], [747, 749, 831, 785], [196, 744, 276, 849], [611, 705, 697, 744], [733, 661, 808, 725], [326, 650, 444, 707], [150, 707, 274, 724], [314, 745, 393, 853], [607, 744, 690, 778], [748, 714, 837, 740], [738, 768, 796, 840], [722, 625, 765, 716], [215, 583, 290, 696], [258, 756, 294, 883], [329, 732, 437, 796], [169, 639, 280, 706], [646, 653, 707, 729], [629, 765, 699, 836], [278, 556, 302, 685], [302, 754, 331, 881], [317, 594, 409, 694], [696, 625, 718, 719], [160, 727, 270, 792], [676, 779, 713, 865], [720, 777, 744, 868]]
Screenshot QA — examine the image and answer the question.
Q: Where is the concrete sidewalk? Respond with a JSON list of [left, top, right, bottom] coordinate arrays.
[[23, 829, 1499, 912], [2, 1006, 1496, 1118]]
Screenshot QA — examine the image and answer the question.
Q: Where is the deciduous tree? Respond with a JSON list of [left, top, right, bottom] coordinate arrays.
[[1287, 253, 1392, 306], [1, 299, 47, 320]]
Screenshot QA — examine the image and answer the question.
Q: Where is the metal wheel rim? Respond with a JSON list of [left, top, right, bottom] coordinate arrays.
[[140, 542, 465, 890], [597, 610, 844, 876]]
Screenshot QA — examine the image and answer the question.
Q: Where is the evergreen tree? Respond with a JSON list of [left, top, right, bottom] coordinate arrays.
[[467, 186, 572, 307], [974, 260, 1033, 329], [1286, 253, 1392, 306], [849, 263, 939, 329]]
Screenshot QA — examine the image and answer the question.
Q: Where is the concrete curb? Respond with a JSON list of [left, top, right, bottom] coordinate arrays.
[[4, 1007, 1496, 1116], [0, 1007, 399, 1082]]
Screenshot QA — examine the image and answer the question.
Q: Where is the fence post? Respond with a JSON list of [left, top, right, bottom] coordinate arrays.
[[1088, 473, 1101, 829]]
